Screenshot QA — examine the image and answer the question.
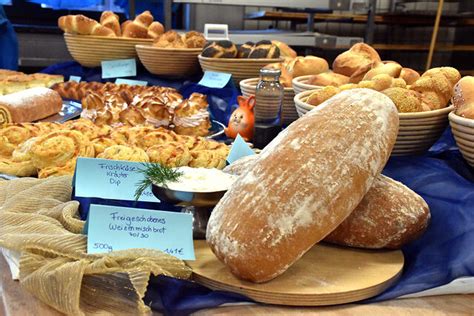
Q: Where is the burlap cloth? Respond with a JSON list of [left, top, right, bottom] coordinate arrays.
[[0, 176, 192, 315]]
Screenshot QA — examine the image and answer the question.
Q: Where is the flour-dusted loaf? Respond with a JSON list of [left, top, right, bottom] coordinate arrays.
[[325, 175, 430, 249], [0, 88, 63, 123], [224, 157, 430, 249], [207, 88, 399, 283]]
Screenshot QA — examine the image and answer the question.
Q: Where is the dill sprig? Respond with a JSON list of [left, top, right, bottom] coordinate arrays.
[[134, 163, 183, 200]]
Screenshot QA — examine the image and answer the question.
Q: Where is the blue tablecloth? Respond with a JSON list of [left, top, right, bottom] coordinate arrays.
[[44, 63, 474, 315]]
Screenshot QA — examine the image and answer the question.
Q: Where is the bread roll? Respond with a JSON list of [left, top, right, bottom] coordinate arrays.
[[224, 158, 430, 249], [147, 21, 164, 39], [333, 43, 381, 77], [58, 15, 116, 37], [122, 11, 153, 38], [0, 88, 63, 123], [306, 86, 340, 106], [325, 175, 430, 249], [202, 40, 237, 58], [399, 68, 420, 85], [307, 72, 349, 87], [207, 88, 399, 283], [288, 56, 329, 78], [453, 76, 474, 119], [271, 40, 297, 59], [362, 62, 402, 81], [248, 40, 280, 59], [100, 11, 121, 36], [382, 87, 423, 113]]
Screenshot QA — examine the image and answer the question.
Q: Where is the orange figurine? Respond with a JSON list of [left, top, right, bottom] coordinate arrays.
[[225, 95, 255, 141]]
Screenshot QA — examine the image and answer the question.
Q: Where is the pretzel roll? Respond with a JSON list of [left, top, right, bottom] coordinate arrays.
[[30, 130, 95, 169], [97, 145, 149, 162], [100, 11, 121, 36], [146, 142, 192, 167]]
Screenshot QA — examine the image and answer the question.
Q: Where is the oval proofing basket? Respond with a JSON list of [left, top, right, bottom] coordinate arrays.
[[294, 89, 452, 156], [64, 33, 153, 67], [136, 45, 202, 77], [449, 111, 474, 167]]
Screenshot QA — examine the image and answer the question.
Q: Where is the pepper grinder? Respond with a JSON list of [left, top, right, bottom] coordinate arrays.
[[253, 68, 284, 149]]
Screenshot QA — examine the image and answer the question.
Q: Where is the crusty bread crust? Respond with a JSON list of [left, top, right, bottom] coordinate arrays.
[[207, 88, 399, 283]]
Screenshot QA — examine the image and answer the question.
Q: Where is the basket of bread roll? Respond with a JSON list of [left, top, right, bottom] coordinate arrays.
[[136, 30, 206, 77], [198, 40, 291, 85], [449, 76, 474, 166], [59, 11, 164, 67], [239, 54, 329, 125], [294, 43, 461, 156], [292, 42, 419, 94]]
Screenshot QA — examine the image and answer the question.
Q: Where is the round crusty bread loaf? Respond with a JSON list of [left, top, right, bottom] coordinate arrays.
[[207, 88, 399, 283], [325, 174, 430, 249]]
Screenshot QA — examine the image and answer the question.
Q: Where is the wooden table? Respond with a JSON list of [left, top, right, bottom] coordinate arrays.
[[1, 255, 473, 316]]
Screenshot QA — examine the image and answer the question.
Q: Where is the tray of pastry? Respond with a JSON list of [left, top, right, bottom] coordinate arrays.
[[39, 100, 82, 123]]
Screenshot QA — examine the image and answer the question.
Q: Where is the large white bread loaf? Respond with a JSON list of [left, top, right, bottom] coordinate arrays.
[[224, 158, 430, 250], [207, 88, 399, 283]]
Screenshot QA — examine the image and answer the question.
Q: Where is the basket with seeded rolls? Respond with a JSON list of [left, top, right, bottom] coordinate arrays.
[[198, 40, 286, 84], [136, 30, 206, 77], [294, 66, 461, 156]]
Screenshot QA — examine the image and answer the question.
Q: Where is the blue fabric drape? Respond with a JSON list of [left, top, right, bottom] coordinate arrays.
[[27, 0, 102, 10], [0, 5, 18, 70]]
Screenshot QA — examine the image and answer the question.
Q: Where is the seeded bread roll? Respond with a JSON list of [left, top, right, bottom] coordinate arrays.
[[248, 40, 280, 59], [202, 40, 238, 58], [207, 88, 399, 283], [237, 41, 254, 58]]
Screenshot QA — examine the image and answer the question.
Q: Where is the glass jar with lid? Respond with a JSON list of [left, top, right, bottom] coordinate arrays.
[[253, 68, 284, 149]]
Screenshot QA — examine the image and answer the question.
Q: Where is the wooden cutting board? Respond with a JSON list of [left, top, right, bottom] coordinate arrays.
[[187, 240, 404, 306]]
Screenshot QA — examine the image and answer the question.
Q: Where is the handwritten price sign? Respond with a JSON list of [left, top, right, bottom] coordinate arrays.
[[101, 58, 137, 79], [86, 204, 195, 260], [74, 158, 158, 202]]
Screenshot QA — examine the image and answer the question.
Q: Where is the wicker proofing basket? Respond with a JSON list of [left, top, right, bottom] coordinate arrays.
[[240, 77, 298, 125], [294, 89, 453, 156], [292, 75, 324, 95], [198, 55, 283, 85], [136, 45, 201, 77], [449, 111, 474, 167], [64, 33, 153, 67]]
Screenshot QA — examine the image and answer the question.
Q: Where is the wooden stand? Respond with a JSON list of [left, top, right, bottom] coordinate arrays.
[[187, 240, 404, 306]]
